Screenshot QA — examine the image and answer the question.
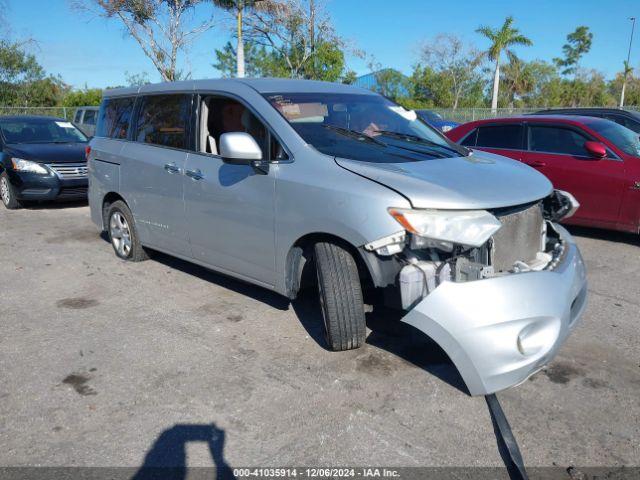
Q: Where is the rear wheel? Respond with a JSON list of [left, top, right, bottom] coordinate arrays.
[[314, 242, 367, 351], [106, 200, 149, 262], [0, 172, 21, 210]]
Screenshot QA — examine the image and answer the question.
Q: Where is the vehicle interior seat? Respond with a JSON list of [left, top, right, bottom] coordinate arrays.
[[200, 99, 218, 155]]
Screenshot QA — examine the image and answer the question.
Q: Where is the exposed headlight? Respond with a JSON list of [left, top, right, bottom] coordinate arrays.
[[543, 190, 580, 221], [388, 208, 502, 248], [11, 158, 48, 174]]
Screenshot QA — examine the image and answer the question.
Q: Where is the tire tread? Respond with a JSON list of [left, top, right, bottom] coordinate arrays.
[[314, 242, 366, 351]]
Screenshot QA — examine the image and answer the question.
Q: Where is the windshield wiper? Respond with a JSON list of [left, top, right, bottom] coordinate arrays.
[[373, 129, 469, 156], [323, 125, 386, 146]]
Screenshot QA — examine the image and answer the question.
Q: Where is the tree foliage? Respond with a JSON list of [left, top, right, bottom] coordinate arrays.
[[418, 34, 484, 109], [73, 0, 216, 81], [61, 87, 103, 106], [554, 26, 593, 76], [0, 40, 66, 106], [476, 16, 532, 111], [212, 0, 263, 77], [240, 0, 355, 80]]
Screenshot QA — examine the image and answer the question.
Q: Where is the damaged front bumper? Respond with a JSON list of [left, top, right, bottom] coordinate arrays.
[[401, 224, 587, 396]]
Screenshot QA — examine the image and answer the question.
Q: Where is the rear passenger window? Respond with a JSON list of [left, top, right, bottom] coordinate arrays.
[[74, 110, 83, 123], [528, 125, 589, 156], [135, 95, 190, 149], [96, 97, 135, 139], [83, 110, 96, 125], [475, 125, 523, 149]]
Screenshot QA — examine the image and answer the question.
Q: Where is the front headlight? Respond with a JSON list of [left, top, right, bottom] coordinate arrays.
[[388, 208, 502, 248], [11, 158, 48, 174], [542, 190, 580, 221]]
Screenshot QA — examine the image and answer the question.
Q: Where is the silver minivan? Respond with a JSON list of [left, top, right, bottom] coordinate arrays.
[[88, 79, 587, 396]]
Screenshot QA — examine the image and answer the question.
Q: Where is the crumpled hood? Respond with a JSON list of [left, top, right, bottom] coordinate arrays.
[[335, 150, 553, 210]]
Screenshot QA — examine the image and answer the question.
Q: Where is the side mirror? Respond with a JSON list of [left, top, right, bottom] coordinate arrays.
[[584, 140, 607, 159], [219, 132, 263, 164]]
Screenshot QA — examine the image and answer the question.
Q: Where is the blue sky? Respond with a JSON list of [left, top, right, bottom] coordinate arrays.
[[4, 0, 639, 88]]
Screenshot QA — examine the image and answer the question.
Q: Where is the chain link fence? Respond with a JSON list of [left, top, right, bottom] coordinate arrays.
[[431, 107, 537, 123], [1, 104, 639, 125], [0, 107, 73, 120]]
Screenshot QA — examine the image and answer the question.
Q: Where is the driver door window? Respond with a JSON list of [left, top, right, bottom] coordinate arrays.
[[200, 97, 286, 161], [183, 95, 279, 285], [523, 123, 625, 226], [528, 125, 589, 157]]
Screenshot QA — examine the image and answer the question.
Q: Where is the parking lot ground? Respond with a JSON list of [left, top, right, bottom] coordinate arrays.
[[0, 203, 639, 471]]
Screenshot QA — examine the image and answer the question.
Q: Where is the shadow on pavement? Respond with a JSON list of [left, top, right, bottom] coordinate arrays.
[[292, 289, 468, 395], [365, 305, 469, 395], [131, 423, 234, 480], [23, 199, 88, 210], [109, 242, 466, 395], [566, 224, 639, 246], [140, 250, 291, 312]]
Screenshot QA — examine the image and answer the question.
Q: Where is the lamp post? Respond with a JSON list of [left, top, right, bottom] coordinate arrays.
[[620, 17, 636, 108]]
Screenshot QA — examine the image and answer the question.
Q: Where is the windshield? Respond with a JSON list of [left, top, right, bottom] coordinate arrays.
[[0, 118, 88, 144], [587, 120, 640, 157], [417, 110, 443, 122], [264, 92, 467, 162]]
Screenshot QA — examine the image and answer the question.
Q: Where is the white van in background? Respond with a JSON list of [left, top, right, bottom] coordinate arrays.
[[73, 106, 99, 137]]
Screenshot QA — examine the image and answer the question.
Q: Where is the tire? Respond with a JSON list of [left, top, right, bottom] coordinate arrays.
[[106, 200, 149, 262], [0, 172, 22, 210], [314, 242, 367, 351]]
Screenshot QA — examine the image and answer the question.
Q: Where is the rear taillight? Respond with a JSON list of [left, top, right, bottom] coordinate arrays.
[[85, 146, 91, 160]]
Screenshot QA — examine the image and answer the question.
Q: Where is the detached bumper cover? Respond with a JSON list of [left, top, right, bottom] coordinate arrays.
[[401, 224, 587, 395]]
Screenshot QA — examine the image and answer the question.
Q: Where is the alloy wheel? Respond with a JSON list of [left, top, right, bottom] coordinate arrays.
[[0, 177, 10, 206], [109, 211, 132, 258]]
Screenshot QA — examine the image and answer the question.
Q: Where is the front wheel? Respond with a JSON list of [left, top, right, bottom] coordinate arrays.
[[1, 172, 21, 209], [106, 200, 149, 262], [314, 242, 367, 351]]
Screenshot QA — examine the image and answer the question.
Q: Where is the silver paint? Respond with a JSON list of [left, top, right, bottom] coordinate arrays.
[[90, 78, 587, 395]]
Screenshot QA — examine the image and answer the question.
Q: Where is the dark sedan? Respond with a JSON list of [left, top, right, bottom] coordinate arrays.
[[0, 116, 89, 209], [531, 107, 640, 134]]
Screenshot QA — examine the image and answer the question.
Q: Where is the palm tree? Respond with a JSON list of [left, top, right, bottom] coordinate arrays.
[[213, 0, 261, 78], [620, 60, 634, 107], [476, 16, 532, 113]]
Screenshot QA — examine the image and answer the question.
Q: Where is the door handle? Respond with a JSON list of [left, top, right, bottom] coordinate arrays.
[[631, 181, 640, 191], [526, 160, 546, 168], [164, 163, 181, 174], [185, 168, 204, 180]]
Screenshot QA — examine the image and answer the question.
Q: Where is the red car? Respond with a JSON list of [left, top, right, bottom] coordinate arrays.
[[446, 116, 640, 234]]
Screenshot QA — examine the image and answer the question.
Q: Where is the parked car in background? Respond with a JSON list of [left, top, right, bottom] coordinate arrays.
[[0, 116, 89, 209], [531, 107, 640, 134], [88, 79, 587, 396], [446, 115, 640, 234], [73, 106, 99, 137], [415, 109, 459, 132]]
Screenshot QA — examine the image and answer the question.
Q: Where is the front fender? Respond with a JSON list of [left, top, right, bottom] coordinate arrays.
[[272, 153, 411, 295]]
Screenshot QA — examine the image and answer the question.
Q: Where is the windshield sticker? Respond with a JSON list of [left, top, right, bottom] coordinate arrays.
[[55, 121, 75, 129], [276, 102, 328, 122]]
